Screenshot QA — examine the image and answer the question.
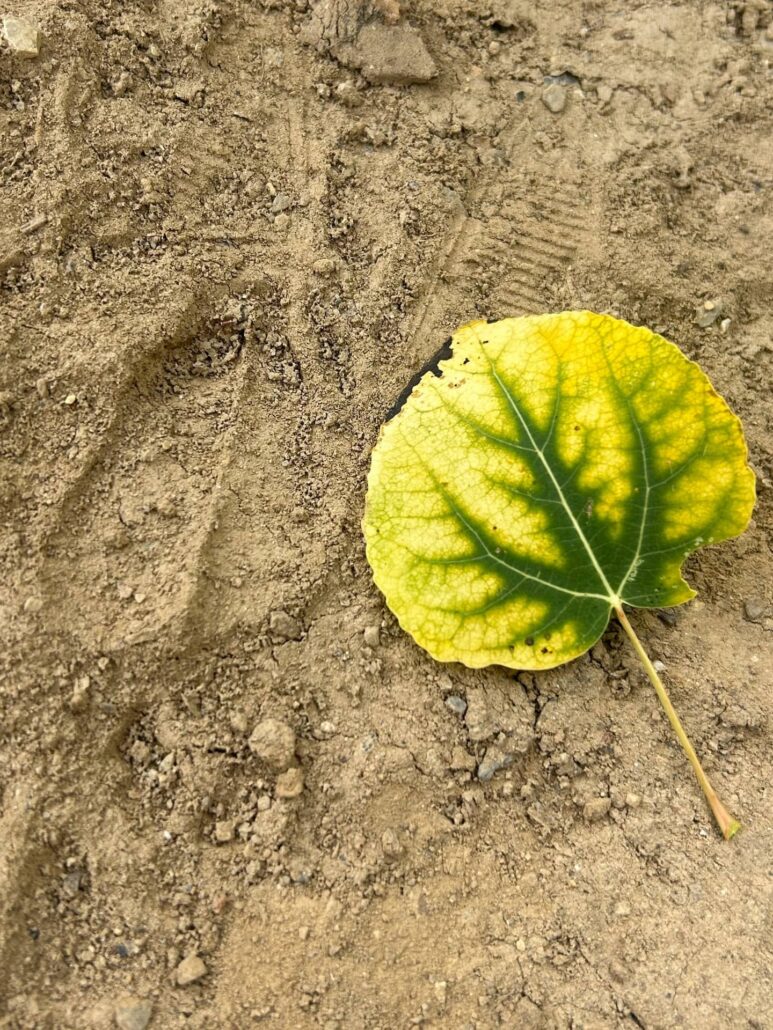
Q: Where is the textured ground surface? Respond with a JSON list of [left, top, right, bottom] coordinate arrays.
[[1, 1, 772, 1027]]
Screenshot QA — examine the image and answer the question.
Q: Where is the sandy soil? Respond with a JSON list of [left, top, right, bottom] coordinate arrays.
[[1, 1, 772, 1027]]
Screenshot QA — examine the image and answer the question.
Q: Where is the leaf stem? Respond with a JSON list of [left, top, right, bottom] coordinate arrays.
[[614, 605, 741, 841]]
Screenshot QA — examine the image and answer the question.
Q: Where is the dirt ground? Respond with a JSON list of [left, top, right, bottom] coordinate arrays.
[[1, 0, 772, 1027]]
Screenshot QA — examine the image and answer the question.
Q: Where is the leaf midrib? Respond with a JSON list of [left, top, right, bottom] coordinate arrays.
[[486, 352, 621, 606]]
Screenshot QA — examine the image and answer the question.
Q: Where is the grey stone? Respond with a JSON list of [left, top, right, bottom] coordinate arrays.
[[542, 83, 566, 113], [477, 745, 515, 782], [744, 598, 766, 621], [445, 695, 467, 716], [114, 997, 153, 1030]]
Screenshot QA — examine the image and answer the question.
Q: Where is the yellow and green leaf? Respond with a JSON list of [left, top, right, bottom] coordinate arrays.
[[363, 312, 755, 671]]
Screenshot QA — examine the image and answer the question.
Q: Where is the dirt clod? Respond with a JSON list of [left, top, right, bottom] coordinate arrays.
[[249, 719, 297, 771]]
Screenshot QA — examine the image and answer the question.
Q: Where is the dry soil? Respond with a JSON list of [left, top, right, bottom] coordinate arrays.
[[1, 1, 772, 1028]]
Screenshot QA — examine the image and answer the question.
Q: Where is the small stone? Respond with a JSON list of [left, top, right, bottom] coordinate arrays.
[[114, 996, 153, 1030], [743, 599, 765, 622], [696, 301, 722, 328], [318, 720, 336, 736], [23, 596, 43, 613], [271, 192, 292, 213], [583, 797, 612, 822], [298, 925, 311, 941], [257, 794, 271, 812], [268, 610, 303, 642], [625, 792, 641, 808], [64, 393, 77, 406], [2, 15, 40, 58], [477, 745, 514, 782], [363, 625, 380, 647], [542, 83, 566, 114], [35, 377, 50, 399], [249, 718, 296, 770], [653, 659, 666, 673], [597, 83, 613, 105], [335, 80, 362, 107], [273, 212, 290, 230], [174, 80, 204, 104], [214, 819, 235, 843], [175, 953, 207, 986], [69, 676, 90, 712], [445, 695, 467, 716], [614, 900, 632, 917], [381, 828, 403, 861], [657, 609, 677, 627], [275, 766, 304, 799], [229, 710, 249, 734], [312, 257, 337, 275]]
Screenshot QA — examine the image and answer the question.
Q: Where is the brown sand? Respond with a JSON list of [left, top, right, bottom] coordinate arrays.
[[1, 1, 772, 1027]]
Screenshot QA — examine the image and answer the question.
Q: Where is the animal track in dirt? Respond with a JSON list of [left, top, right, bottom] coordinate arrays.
[[39, 294, 256, 648]]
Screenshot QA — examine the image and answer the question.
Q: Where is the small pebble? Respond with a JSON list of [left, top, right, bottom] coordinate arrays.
[[114, 997, 153, 1030], [653, 659, 666, 673], [271, 192, 292, 213], [249, 718, 296, 770], [363, 625, 380, 647], [597, 83, 613, 105], [275, 766, 304, 799], [214, 819, 235, 843], [381, 828, 403, 861], [175, 953, 207, 986], [445, 695, 467, 716], [477, 745, 514, 782], [657, 609, 677, 626], [624, 792, 641, 809], [696, 301, 722, 328], [2, 15, 40, 57], [743, 599, 765, 621], [273, 212, 290, 230], [583, 797, 611, 823], [64, 394, 77, 406], [542, 83, 566, 114]]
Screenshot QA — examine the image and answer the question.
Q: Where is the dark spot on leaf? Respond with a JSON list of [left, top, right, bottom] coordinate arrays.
[[540, 647, 550, 654], [525, 636, 534, 646], [384, 335, 455, 422], [574, 425, 580, 431]]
